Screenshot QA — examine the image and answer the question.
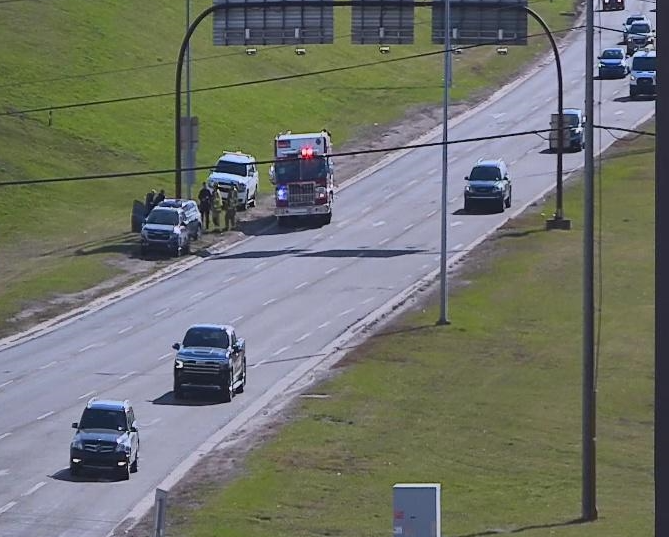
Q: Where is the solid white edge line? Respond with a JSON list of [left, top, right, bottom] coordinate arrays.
[[21, 481, 46, 497]]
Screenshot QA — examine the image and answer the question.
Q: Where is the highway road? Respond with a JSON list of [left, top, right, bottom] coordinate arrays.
[[0, 4, 656, 536]]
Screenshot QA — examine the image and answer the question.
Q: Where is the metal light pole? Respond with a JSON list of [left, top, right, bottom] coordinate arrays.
[[581, 0, 597, 522], [437, 0, 451, 326], [185, 0, 193, 200]]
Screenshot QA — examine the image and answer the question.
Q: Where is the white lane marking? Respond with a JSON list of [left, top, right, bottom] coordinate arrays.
[[428, 168, 437, 174], [372, 220, 386, 227], [449, 156, 459, 163], [118, 325, 134, 334], [272, 346, 290, 357], [140, 418, 162, 427], [294, 281, 309, 290], [361, 297, 375, 305], [154, 307, 169, 317], [158, 353, 172, 361], [191, 291, 204, 299], [253, 261, 267, 270], [449, 197, 459, 203], [383, 192, 394, 202], [421, 264, 430, 269], [36, 411, 54, 421], [614, 110, 624, 115], [407, 179, 418, 186], [0, 502, 17, 515], [613, 89, 620, 96], [450, 221, 463, 228], [0, 433, 11, 441], [317, 321, 331, 329], [313, 233, 324, 240], [325, 267, 338, 275], [378, 238, 390, 246], [426, 209, 438, 218], [453, 243, 464, 251], [571, 79, 580, 85], [78, 343, 103, 353], [0, 380, 14, 389], [510, 159, 518, 165], [250, 359, 266, 369], [492, 112, 506, 119], [336, 218, 351, 228], [361, 206, 372, 214], [262, 298, 277, 306], [404, 223, 415, 231], [78, 390, 96, 400], [39, 360, 58, 370], [22, 482, 46, 497], [223, 276, 235, 283], [544, 96, 552, 103], [295, 332, 312, 343], [119, 371, 137, 380], [338, 308, 355, 317], [0, 469, 9, 476], [230, 314, 244, 323], [531, 104, 539, 112]]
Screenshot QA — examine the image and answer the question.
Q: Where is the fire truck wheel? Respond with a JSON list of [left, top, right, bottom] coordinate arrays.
[[323, 213, 332, 225]]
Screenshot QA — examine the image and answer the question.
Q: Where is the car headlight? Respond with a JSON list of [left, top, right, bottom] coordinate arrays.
[[116, 442, 131, 454], [598, 62, 604, 68], [630, 74, 636, 81], [465, 185, 472, 192], [175, 358, 184, 369], [71, 439, 84, 450], [236, 183, 247, 191], [494, 185, 504, 191]]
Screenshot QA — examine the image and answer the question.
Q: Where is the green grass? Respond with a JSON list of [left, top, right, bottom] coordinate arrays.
[[0, 0, 576, 329], [165, 123, 655, 537]]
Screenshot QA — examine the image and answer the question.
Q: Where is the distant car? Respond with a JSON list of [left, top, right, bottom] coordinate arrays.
[[601, 0, 624, 10], [207, 151, 260, 210], [597, 47, 628, 79], [629, 49, 656, 98], [463, 158, 512, 213], [157, 198, 203, 240], [70, 398, 140, 480], [626, 21, 654, 56], [622, 14, 650, 42], [140, 206, 191, 257], [172, 324, 247, 402]]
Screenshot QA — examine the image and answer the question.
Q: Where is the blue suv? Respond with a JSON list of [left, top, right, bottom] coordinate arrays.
[[464, 158, 512, 213]]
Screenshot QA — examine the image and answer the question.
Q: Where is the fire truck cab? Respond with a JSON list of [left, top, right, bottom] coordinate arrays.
[[270, 130, 334, 227]]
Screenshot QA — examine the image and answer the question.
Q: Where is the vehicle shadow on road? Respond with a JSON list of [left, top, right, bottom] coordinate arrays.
[[613, 95, 655, 103], [206, 247, 307, 261], [297, 248, 428, 259], [49, 468, 125, 483], [452, 516, 583, 537], [150, 391, 221, 406], [452, 208, 503, 216]]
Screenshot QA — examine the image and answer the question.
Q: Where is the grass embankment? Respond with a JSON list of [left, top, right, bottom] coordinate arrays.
[[166, 124, 655, 537], [0, 0, 577, 334]]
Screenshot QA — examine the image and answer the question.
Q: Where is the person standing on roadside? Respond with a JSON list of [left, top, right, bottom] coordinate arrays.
[[144, 189, 156, 216], [154, 189, 166, 205], [198, 182, 212, 230], [225, 185, 238, 231], [211, 185, 223, 231]]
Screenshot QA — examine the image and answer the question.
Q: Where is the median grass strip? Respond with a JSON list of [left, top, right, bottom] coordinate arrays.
[[0, 0, 577, 332], [159, 124, 654, 537]]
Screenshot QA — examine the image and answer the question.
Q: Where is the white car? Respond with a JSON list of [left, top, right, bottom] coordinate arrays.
[[207, 151, 259, 210]]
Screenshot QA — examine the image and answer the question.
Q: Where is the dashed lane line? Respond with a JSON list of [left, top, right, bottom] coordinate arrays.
[[230, 315, 244, 324], [295, 332, 311, 343], [0, 380, 14, 389], [325, 267, 338, 275], [338, 308, 355, 317], [272, 346, 290, 357], [21, 482, 46, 497], [118, 325, 133, 334], [262, 298, 277, 306], [317, 321, 331, 329], [36, 411, 54, 421], [119, 371, 137, 380], [78, 391, 96, 400], [154, 308, 169, 317], [0, 501, 17, 515], [294, 281, 309, 290], [39, 361, 58, 370], [372, 220, 386, 227], [158, 353, 172, 361], [0, 433, 11, 441]]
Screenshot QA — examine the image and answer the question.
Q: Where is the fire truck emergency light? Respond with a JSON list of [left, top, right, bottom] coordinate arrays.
[[300, 146, 314, 158]]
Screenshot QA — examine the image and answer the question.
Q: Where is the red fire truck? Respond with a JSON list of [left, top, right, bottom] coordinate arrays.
[[270, 130, 335, 227], [602, 0, 624, 11]]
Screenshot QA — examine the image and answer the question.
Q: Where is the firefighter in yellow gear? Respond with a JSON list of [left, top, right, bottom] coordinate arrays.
[[211, 186, 223, 230], [225, 185, 238, 231]]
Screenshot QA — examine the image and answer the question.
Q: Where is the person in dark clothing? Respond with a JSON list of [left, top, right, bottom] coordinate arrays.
[[144, 189, 156, 216], [224, 185, 238, 231], [197, 182, 212, 230], [154, 189, 166, 206]]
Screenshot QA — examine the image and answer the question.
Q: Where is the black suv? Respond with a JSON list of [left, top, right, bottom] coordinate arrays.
[[70, 398, 140, 480]]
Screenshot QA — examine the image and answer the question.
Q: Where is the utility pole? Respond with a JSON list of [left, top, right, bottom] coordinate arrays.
[[437, 0, 451, 326], [185, 0, 193, 200], [582, 0, 597, 522]]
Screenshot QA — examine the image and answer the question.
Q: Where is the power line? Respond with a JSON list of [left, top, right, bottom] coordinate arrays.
[[0, 124, 653, 188], [0, 24, 583, 118]]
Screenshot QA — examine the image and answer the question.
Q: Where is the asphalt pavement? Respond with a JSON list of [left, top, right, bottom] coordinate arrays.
[[0, 4, 656, 535]]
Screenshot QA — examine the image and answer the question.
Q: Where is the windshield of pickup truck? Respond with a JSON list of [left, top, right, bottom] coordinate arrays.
[[632, 56, 656, 71], [629, 23, 651, 34], [79, 408, 127, 431], [183, 327, 229, 349], [214, 160, 248, 177]]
